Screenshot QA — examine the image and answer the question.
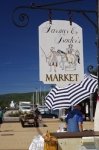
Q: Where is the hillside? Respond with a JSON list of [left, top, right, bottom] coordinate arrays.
[[0, 91, 48, 108]]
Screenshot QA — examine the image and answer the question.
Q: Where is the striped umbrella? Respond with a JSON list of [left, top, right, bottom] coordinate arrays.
[[45, 74, 97, 110]]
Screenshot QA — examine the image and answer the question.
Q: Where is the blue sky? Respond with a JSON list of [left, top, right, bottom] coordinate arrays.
[[0, 0, 97, 95]]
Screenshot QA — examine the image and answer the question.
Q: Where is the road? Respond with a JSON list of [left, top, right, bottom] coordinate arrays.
[[0, 119, 94, 150]]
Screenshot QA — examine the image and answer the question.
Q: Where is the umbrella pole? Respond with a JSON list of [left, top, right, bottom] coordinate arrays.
[[94, 0, 99, 131], [90, 94, 94, 122]]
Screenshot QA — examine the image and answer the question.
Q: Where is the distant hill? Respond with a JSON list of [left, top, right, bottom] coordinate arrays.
[[0, 92, 33, 101], [0, 91, 48, 108]]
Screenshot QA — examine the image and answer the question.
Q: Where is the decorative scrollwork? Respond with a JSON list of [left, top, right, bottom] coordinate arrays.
[[12, 7, 29, 27], [87, 65, 94, 73], [87, 65, 97, 76]]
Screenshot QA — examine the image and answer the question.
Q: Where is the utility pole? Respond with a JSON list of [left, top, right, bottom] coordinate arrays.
[[32, 92, 34, 110], [36, 88, 38, 105]]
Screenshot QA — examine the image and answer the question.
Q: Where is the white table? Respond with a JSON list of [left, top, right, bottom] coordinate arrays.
[[51, 131, 99, 150]]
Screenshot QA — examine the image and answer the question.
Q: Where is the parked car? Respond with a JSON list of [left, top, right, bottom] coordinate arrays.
[[19, 101, 32, 114], [41, 112, 58, 118], [19, 111, 42, 127], [19, 106, 32, 113], [37, 105, 58, 118], [38, 105, 49, 114]]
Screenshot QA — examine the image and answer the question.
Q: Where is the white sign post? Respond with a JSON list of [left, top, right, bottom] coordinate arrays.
[[39, 20, 84, 87]]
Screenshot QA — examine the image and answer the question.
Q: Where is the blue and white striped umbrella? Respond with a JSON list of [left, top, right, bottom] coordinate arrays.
[[45, 74, 98, 110]]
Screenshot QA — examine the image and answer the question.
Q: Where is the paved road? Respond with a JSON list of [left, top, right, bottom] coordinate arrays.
[[0, 119, 62, 150], [0, 119, 94, 150]]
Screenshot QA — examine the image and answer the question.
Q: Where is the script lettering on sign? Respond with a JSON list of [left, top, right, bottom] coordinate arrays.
[[39, 20, 84, 87]]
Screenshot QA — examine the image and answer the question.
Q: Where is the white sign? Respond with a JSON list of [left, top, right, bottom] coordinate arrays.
[[39, 20, 84, 87]]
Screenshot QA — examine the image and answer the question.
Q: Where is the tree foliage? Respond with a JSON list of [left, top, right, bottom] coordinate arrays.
[[0, 91, 49, 108]]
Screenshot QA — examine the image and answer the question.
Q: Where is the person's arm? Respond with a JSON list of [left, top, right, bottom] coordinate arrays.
[[78, 122, 83, 132], [78, 112, 83, 132]]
